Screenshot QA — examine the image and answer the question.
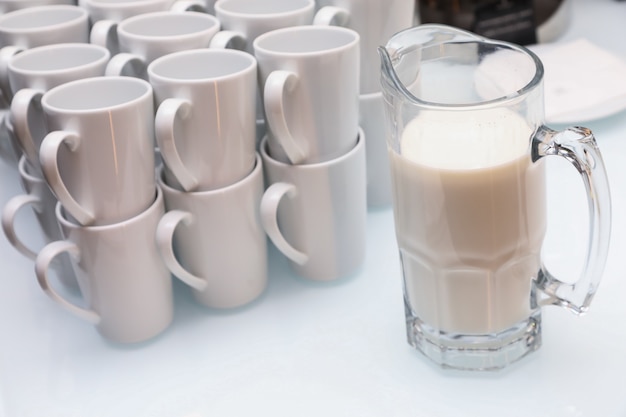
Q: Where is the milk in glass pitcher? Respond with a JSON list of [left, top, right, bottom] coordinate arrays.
[[378, 24, 611, 370]]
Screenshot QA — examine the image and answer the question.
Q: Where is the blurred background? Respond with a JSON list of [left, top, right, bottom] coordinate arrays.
[[416, 0, 572, 44]]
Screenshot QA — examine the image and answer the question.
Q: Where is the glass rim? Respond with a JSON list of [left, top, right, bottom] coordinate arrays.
[[381, 24, 545, 111]]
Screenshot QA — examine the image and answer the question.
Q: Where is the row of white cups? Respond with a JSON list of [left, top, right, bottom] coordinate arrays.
[[0, 0, 414, 343]]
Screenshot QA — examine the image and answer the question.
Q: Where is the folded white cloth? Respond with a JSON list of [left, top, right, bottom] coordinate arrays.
[[529, 38, 626, 124]]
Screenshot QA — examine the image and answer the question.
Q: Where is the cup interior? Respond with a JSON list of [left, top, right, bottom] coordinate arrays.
[[217, 0, 312, 14], [0, 6, 85, 30], [43, 77, 150, 111], [150, 50, 255, 81], [10, 44, 109, 72], [120, 12, 217, 37], [254, 26, 357, 54]]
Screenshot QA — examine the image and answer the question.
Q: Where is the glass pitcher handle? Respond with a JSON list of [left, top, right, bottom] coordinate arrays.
[[532, 125, 611, 314]]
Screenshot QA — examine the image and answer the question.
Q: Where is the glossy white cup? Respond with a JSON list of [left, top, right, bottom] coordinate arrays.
[[35, 187, 174, 344], [211, 0, 322, 143], [0, 5, 89, 104], [9, 43, 110, 174], [0, 5, 90, 168], [315, 0, 415, 94], [360, 91, 392, 208], [211, 0, 317, 143], [0, 5, 88, 49], [211, 0, 316, 53], [156, 154, 268, 309], [91, 11, 220, 79], [254, 25, 360, 165], [260, 131, 366, 281], [0, 0, 75, 14], [38, 76, 156, 226], [149, 49, 257, 192], [78, 0, 204, 24], [2, 156, 77, 289]]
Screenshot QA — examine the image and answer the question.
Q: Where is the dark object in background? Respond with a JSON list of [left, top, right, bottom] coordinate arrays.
[[473, 0, 537, 44], [418, 0, 570, 45]]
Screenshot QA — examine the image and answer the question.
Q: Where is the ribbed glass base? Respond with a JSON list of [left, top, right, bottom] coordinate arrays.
[[405, 303, 542, 371]]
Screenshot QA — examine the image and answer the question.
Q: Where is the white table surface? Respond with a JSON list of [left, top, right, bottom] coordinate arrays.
[[2, 0, 626, 415]]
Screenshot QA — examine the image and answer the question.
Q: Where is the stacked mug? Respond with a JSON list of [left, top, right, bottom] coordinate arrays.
[[2, 42, 111, 290], [78, 0, 210, 25], [254, 25, 367, 281], [315, 0, 415, 207], [0, 4, 90, 166], [90, 10, 222, 79], [211, 0, 350, 145], [0, 0, 75, 14], [23, 75, 174, 345], [0, 3, 190, 344], [147, 48, 269, 311], [0, 0, 373, 342]]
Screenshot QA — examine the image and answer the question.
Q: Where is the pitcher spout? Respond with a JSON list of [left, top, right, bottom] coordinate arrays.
[[378, 24, 488, 104]]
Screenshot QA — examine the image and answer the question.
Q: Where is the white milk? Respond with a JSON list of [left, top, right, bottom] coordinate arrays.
[[389, 108, 546, 334]]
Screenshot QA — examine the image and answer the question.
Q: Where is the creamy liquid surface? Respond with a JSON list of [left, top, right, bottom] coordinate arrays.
[[390, 108, 547, 334]]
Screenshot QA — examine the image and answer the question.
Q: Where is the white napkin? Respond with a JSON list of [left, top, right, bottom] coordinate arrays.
[[529, 39, 626, 124]]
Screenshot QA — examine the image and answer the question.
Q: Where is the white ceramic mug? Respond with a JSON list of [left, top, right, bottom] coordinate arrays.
[[359, 91, 392, 208], [2, 155, 77, 289], [35, 187, 174, 344], [38, 76, 156, 226], [211, 0, 318, 143], [0, 0, 75, 15], [211, 0, 316, 53], [260, 130, 367, 281], [91, 11, 220, 79], [78, 0, 205, 24], [156, 154, 268, 309], [149, 49, 257, 192], [9, 43, 110, 174], [314, 0, 415, 94], [0, 5, 90, 168], [0, 5, 88, 49], [254, 25, 360, 165], [0, 5, 89, 104]]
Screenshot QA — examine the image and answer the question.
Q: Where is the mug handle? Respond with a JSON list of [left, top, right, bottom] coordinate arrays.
[[0, 45, 24, 105], [90, 20, 120, 55], [209, 30, 247, 50], [105, 53, 147, 79], [533, 126, 611, 314], [39, 130, 95, 226], [10, 88, 43, 172], [313, 6, 350, 26], [1, 194, 42, 260], [35, 240, 100, 324], [260, 182, 308, 265], [155, 98, 199, 192], [263, 70, 308, 165], [156, 210, 208, 291]]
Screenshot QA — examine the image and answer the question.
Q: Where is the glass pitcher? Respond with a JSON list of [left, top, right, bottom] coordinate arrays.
[[378, 24, 611, 370]]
